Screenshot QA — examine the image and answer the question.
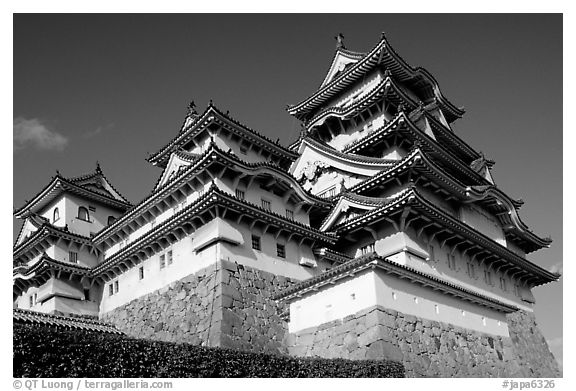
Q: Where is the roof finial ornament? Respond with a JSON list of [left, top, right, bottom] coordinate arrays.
[[397, 103, 405, 113], [187, 100, 198, 117], [96, 160, 102, 173], [209, 99, 213, 106], [56, 169, 61, 176], [335, 33, 346, 50]]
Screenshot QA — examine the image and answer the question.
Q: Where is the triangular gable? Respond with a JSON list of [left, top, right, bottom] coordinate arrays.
[[320, 50, 362, 88], [320, 197, 377, 232], [154, 152, 194, 191], [15, 218, 43, 247], [71, 174, 127, 203], [291, 139, 391, 183]]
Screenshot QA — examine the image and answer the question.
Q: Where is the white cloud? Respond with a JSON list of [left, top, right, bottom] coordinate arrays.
[[13, 117, 68, 151]]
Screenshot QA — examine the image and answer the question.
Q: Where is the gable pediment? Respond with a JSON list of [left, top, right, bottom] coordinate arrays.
[[154, 152, 195, 190], [320, 197, 377, 232], [15, 218, 42, 247], [321, 51, 361, 88]]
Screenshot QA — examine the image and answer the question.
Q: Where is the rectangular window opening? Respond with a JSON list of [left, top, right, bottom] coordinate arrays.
[[251, 235, 261, 251], [235, 189, 245, 200], [261, 199, 271, 211], [159, 254, 166, 269], [139, 266, 144, 280], [277, 243, 286, 258], [69, 251, 78, 264]]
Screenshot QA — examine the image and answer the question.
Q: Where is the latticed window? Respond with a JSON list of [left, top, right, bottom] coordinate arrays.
[[261, 199, 271, 211], [286, 209, 294, 220], [251, 235, 261, 250], [277, 243, 286, 258], [235, 189, 245, 200], [360, 243, 375, 255], [69, 251, 78, 263], [114, 280, 119, 293], [159, 254, 166, 269], [167, 250, 173, 265]]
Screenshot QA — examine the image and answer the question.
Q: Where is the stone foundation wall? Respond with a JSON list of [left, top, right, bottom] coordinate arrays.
[[285, 305, 560, 378], [218, 260, 297, 354], [100, 263, 223, 346], [100, 260, 297, 354]]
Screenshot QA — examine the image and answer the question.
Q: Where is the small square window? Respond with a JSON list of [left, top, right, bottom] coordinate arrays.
[[261, 199, 271, 211], [160, 254, 166, 269], [235, 189, 245, 200], [277, 243, 286, 258], [286, 209, 294, 220], [139, 266, 144, 280], [251, 235, 261, 251]]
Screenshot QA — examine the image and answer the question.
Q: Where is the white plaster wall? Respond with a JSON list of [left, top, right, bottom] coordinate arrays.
[[15, 278, 98, 316], [373, 271, 509, 336], [288, 272, 377, 332], [288, 269, 510, 337], [340, 224, 531, 312], [459, 204, 507, 247], [64, 193, 124, 238], [100, 236, 219, 314], [49, 244, 96, 268], [219, 220, 331, 280], [40, 197, 67, 228]]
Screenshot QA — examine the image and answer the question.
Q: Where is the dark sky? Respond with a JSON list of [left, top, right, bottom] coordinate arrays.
[[13, 14, 562, 357]]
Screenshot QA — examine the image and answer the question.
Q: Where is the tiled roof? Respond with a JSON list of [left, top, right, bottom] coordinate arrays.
[[273, 252, 519, 313], [288, 33, 464, 123], [148, 103, 298, 167], [14, 169, 132, 219], [13, 309, 122, 334], [94, 142, 332, 245], [332, 186, 558, 286]]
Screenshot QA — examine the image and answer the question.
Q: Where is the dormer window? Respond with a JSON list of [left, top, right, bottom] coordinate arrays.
[[78, 207, 90, 222], [53, 208, 60, 223]]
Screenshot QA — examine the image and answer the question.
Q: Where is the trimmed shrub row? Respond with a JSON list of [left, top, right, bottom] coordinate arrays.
[[14, 324, 404, 378]]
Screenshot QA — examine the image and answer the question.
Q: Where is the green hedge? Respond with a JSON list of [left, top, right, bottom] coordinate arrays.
[[14, 324, 404, 378]]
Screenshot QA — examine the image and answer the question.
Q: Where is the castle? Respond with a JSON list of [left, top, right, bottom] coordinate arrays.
[[13, 33, 560, 377]]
